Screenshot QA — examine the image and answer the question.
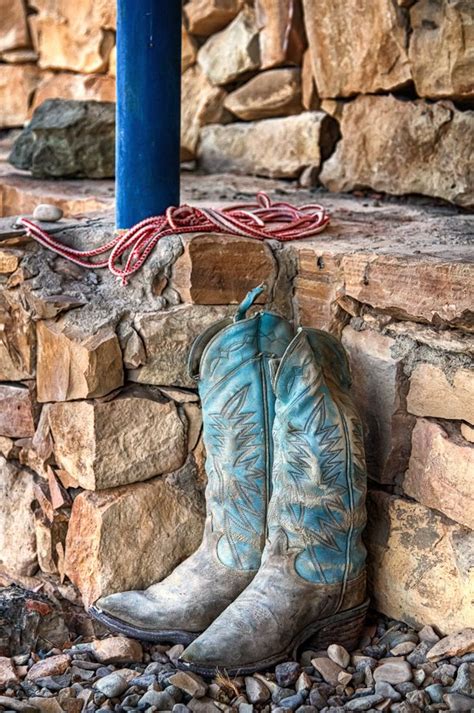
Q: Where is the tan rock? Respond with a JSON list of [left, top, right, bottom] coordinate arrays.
[[461, 423, 474, 443], [0, 458, 37, 576], [224, 68, 302, 120], [0, 656, 19, 688], [198, 7, 260, 86], [1, 48, 38, 63], [366, 491, 474, 635], [31, 0, 115, 73], [301, 48, 318, 111], [27, 653, 70, 681], [404, 419, 474, 529], [108, 44, 116, 77], [64, 476, 204, 605], [320, 95, 474, 208], [181, 65, 227, 161], [128, 305, 231, 388], [0, 384, 36, 438], [311, 657, 343, 686], [36, 320, 124, 403], [0, 63, 41, 128], [373, 659, 412, 684], [33, 73, 115, 110], [92, 637, 143, 664], [35, 511, 69, 575], [256, 0, 306, 69], [407, 363, 474, 425], [427, 628, 474, 661], [169, 671, 207, 698], [199, 111, 338, 178], [49, 387, 186, 490], [303, 0, 411, 97], [342, 327, 415, 484], [0, 249, 22, 274], [410, 0, 474, 100], [172, 234, 277, 305], [182, 24, 198, 72], [185, 0, 243, 36], [0, 0, 30, 52]]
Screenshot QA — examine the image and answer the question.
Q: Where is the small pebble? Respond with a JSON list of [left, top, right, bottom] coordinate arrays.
[[374, 680, 401, 701], [94, 672, 129, 698], [344, 694, 384, 711], [275, 662, 301, 688], [425, 683, 445, 703], [32, 204, 64, 222], [245, 676, 270, 704], [327, 645, 350, 669]]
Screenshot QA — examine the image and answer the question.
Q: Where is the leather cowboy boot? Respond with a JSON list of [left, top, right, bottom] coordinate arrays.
[[89, 285, 294, 644], [179, 327, 369, 673]]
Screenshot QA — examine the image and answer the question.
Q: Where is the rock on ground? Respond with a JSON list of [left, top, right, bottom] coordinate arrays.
[[9, 99, 115, 178]]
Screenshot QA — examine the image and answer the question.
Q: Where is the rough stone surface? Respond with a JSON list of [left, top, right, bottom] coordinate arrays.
[[0, 656, 19, 688], [48, 387, 186, 490], [0, 457, 37, 576], [256, 0, 306, 69], [92, 637, 143, 664], [172, 234, 277, 305], [366, 491, 474, 634], [31, 0, 115, 73], [32, 73, 115, 110], [185, 0, 243, 36], [198, 7, 260, 86], [0, 384, 36, 438], [0, 64, 41, 128], [373, 658, 413, 684], [37, 320, 123, 402], [342, 327, 414, 484], [321, 95, 474, 208], [0, 0, 29, 53], [64, 475, 204, 605], [9, 99, 115, 179], [27, 654, 70, 681], [409, 0, 474, 100], [182, 24, 197, 72], [407, 363, 474, 425], [404, 419, 474, 529], [129, 305, 231, 388], [224, 68, 302, 121], [427, 629, 474, 661], [303, 0, 411, 97], [199, 111, 338, 178], [181, 66, 228, 161]]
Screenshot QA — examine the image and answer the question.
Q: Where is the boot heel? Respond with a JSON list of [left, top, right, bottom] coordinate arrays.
[[303, 598, 370, 652]]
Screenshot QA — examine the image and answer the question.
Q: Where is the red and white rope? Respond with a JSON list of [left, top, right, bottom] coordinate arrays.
[[20, 191, 330, 285]]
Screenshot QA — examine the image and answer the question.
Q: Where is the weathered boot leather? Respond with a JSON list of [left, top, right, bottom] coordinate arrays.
[[90, 286, 294, 643], [180, 328, 368, 672]]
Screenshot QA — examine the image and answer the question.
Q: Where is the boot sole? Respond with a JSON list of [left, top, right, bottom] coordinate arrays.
[[178, 598, 370, 677], [88, 605, 201, 646]]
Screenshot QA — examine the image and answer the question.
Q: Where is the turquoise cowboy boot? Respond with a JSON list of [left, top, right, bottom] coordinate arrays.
[[90, 285, 294, 644], [179, 327, 368, 672]]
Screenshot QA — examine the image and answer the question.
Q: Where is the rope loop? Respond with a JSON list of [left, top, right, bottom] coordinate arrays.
[[20, 192, 330, 285]]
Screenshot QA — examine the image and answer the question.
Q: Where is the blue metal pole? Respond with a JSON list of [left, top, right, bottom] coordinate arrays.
[[116, 0, 181, 229]]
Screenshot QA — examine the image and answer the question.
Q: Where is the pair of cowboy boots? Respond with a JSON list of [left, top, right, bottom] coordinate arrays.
[[91, 285, 369, 676]]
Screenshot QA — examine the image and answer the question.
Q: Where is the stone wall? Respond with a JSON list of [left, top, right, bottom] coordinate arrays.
[[1, 0, 473, 207], [0, 185, 472, 635]]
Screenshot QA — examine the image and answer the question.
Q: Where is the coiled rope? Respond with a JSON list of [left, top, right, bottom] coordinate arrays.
[[20, 191, 330, 285]]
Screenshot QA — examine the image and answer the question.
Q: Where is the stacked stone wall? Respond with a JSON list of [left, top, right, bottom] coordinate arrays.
[[0, 0, 473, 207]]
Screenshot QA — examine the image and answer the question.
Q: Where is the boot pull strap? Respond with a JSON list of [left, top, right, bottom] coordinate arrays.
[[234, 283, 266, 322]]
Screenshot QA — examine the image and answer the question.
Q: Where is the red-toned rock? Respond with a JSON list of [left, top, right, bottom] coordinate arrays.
[[0, 0, 29, 53], [33, 73, 115, 110], [0, 384, 35, 438], [92, 636, 143, 664], [27, 653, 70, 681], [0, 64, 41, 128], [256, 0, 306, 69], [224, 68, 302, 121], [184, 0, 243, 36], [404, 419, 474, 529]]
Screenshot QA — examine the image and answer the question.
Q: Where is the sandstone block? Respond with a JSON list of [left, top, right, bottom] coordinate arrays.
[[36, 320, 123, 402], [31, 0, 115, 73], [320, 95, 474, 208], [303, 0, 411, 97], [182, 25, 198, 72], [0, 0, 29, 53], [199, 111, 338, 178], [410, 0, 474, 100], [341, 327, 415, 484], [224, 68, 302, 120], [301, 48, 318, 111], [128, 305, 231, 388], [48, 387, 186, 490], [0, 384, 35, 438], [181, 66, 227, 161], [198, 7, 260, 86], [404, 419, 474, 530], [366, 491, 474, 635], [461, 423, 474, 443], [33, 73, 115, 110], [256, 0, 306, 69], [185, 0, 243, 36], [0, 457, 37, 576], [407, 363, 474, 425], [172, 234, 277, 305], [0, 64, 41, 128], [35, 511, 69, 576], [9, 99, 115, 179], [64, 476, 204, 605]]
